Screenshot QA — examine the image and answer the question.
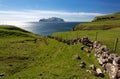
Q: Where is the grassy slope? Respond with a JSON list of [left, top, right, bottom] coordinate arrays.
[[0, 26, 108, 79], [51, 28, 120, 55], [73, 12, 120, 30]]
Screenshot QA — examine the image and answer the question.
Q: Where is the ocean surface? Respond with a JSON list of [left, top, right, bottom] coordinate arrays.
[[16, 22, 81, 36]]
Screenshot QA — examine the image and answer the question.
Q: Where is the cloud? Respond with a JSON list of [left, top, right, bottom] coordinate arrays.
[[0, 10, 105, 24]]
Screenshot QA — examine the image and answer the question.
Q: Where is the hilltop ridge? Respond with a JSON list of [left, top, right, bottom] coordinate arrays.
[[73, 12, 120, 30], [92, 12, 120, 22]]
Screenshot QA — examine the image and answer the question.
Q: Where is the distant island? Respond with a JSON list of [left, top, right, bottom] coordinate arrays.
[[39, 17, 64, 22]]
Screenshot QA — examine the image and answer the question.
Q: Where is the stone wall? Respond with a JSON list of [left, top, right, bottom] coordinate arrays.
[[92, 41, 120, 79], [48, 35, 120, 79]]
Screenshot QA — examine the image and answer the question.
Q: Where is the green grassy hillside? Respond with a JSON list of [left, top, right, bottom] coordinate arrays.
[[92, 12, 120, 22], [0, 26, 109, 79], [73, 12, 120, 30], [51, 28, 120, 55]]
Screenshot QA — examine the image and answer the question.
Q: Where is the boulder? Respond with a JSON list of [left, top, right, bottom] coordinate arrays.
[[96, 68, 104, 77], [115, 57, 120, 64], [105, 63, 118, 79], [100, 45, 109, 52], [109, 54, 117, 60], [96, 68, 102, 74], [116, 70, 120, 78]]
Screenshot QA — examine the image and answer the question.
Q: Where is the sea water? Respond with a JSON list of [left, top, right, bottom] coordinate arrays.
[[16, 22, 81, 36]]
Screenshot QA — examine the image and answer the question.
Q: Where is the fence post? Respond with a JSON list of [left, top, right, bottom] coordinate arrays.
[[95, 32, 98, 41], [113, 38, 118, 53]]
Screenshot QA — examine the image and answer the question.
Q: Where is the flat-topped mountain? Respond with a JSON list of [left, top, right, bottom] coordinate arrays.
[[39, 17, 64, 22]]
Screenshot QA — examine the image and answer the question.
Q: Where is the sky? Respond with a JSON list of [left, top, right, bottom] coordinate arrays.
[[0, 0, 120, 24]]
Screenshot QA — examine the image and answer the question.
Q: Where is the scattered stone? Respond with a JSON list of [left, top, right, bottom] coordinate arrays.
[[73, 55, 81, 60], [9, 64, 13, 66], [80, 46, 91, 53], [0, 73, 5, 77], [48, 36, 120, 79], [81, 62, 86, 65], [79, 64, 85, 68], [90, 64, 96, 71], [91, 70, 99, 76], [39, 73, 42, 76], [86, 70, 91, 73], [81, 46, 85, 50], [79, 62, 86, 68], [96, 68, 104, 77]]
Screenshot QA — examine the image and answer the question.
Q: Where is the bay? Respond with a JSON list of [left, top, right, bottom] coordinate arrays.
[[17, 22, 81, 36]]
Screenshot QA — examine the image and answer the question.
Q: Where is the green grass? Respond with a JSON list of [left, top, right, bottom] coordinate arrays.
[[51, 28, 120, 55], [0, 25, 109, 79], [73, 12, 120, 30], [92, 12, 120, 22], [1, 12, 119, 79], [74, 20, 120, 30]]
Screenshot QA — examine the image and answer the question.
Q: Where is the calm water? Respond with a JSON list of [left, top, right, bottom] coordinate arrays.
[[17, 22, 80, 36]]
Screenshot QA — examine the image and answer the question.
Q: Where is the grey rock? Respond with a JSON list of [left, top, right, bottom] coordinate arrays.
[[100, 45, 109, 52], [80, 62, 86, 68], [91, 70, 99, 76], [96, 68, 104, 77], [116, 70, 120, 78], [90, 64, 96, 71], [115, 57, 120, 64], [105, 63, 118, 79], [96, 68, 102, 74]]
